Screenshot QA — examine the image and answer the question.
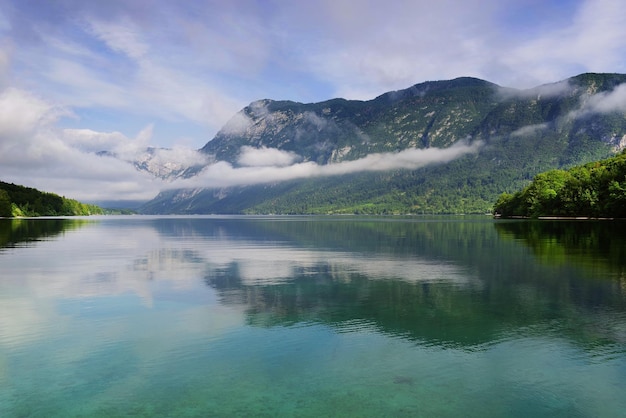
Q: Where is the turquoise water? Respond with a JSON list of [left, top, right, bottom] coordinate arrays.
[[1, 216, 625, 417]]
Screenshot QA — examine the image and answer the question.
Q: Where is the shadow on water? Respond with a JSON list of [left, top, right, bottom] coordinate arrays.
[[494, 219, 626, 274], [0, 218, 91, 250]]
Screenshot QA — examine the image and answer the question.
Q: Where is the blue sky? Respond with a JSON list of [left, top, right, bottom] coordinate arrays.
[[1, 0, 626, 201]]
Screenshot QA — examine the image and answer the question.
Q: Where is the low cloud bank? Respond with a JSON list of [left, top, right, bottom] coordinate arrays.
[[510, 123, 549, 137], [170, 140, 484, 190], [237, 146, 300, 167], [507, 82, 626, 140], [578, 83, 626, 114], [498, 80, 573, 100]]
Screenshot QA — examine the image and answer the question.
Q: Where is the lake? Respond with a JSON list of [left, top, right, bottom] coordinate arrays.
[[1, 215, 625, 417]]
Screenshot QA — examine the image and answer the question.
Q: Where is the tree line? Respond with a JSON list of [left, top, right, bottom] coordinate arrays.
[[493, 149, 626, 218], [0, 181, 103, 217]]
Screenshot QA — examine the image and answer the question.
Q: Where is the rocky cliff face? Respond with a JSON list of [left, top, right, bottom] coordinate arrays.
[[200, 77, 500, 164]]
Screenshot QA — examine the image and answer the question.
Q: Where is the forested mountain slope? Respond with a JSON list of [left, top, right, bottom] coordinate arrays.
[[141, 73, 626, 214]]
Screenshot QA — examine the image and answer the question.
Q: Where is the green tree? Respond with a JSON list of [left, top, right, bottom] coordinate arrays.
[[0, 189, 12, 217], [519, 170, 571, 217], [494, 149, 626, 218]]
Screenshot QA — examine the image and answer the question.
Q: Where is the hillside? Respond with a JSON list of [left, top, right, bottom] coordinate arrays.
[[0, 181, 103, 217], [493, 149, 626, 218], [141, 73, 626, 214]]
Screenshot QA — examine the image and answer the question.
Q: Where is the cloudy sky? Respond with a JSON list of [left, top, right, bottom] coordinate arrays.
[[1, 0, 626, 203]]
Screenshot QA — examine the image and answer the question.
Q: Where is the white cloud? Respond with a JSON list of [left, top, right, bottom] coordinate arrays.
[[580, 83, 626, 114], [237, 146, 299, 167], [0, 87, 68, 160], [282, 0, 626, 97], [501, 0, 626, 87], [62, 128, 131, 153], [86, 17, 149, 60], [281, 0, 507, 98], [498, 80, 573, 100], [322, 141, 483, 174], [146, 146, 209, 168], [170, 141, 483, 190], [0, 87, 63, 135], [43, 57, 130, 108], [563, 82, 626, 120], [303, 111, 329, 130], [219, 111, 253, 136], [511, 123, 549, 138], [509, 81, 626, 136], [0, 86, 160, 201]]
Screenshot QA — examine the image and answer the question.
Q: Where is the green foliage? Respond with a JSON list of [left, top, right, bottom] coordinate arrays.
[[0, 190, 12, 217], [0, 181, 104, 217], [494, 150, 626, 218]]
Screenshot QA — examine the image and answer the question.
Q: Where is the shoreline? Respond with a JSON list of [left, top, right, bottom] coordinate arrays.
[[494, 214, 623, 220]]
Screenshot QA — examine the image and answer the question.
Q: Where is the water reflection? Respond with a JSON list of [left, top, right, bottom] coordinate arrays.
[[2, 216, 625, 352], [495, 219, 626, 274], [149, 217, 625, 350], [0, 218, 90, 249]]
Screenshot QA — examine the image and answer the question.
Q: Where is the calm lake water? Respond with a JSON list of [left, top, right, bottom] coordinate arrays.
[[1, 215, 625, 417]]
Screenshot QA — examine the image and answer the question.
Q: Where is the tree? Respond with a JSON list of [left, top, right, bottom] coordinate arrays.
[[0, 189, 11, 217], [494, 149, 626, 218]]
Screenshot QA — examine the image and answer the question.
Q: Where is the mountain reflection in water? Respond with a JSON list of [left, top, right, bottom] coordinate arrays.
[[3, 216, 625, 351]]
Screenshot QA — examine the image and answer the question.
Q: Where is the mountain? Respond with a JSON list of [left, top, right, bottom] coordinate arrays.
[[140, 73, 626, 214]]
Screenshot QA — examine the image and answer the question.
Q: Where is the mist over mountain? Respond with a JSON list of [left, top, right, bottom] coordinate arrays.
[[140, 73, 626, 214]]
